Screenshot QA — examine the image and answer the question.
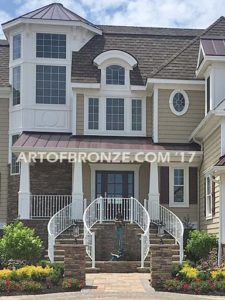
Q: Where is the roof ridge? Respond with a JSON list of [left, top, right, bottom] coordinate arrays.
[[151, 16, 225, 78]]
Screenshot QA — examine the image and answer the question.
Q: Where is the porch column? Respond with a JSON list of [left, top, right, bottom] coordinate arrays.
[[148, 162, 160, 220], [220, 174, 225, 245], [18, 158, 30, 219], [72, 161, 83, 220]]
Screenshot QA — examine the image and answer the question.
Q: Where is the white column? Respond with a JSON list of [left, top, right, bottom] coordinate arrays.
[[148, 162, 160, 220], [72, 161, 83, 220], [220, 174, 225, 244], [18, 158, 30, 219]]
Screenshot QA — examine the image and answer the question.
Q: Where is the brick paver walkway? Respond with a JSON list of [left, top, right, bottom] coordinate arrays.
[[1, 273, 225, 300]]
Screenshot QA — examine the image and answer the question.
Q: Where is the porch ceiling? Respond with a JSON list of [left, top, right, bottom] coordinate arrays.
[[12, 132, 201, 153]]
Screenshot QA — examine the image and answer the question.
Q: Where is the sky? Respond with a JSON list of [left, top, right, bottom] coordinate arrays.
[[0, 0, 225, 38]]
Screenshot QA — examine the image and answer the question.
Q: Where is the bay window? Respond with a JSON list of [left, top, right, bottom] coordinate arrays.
[[13, 34, 21, 60]]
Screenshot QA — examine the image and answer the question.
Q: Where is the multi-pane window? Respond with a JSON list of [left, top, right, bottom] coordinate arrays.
[[36, 33, 66, 58], [205, 176, 212, 217], [88, 98, 99, 130], [13, 34, 21, 60], [11, 135, 20, 175], [106, 98, 124, 130], [173, 169, 184, 203], [13, 66, 21, 106], [106, 65, 125, 85], [36, 65, 66, 104], [132, 99, 142, 131]]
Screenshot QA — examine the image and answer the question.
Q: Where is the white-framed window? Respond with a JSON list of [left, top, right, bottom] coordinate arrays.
[[205, 175, 213, 219], [88, 98, 99, 130], [132, 99, 142, 131], [84, 96, 146, 136], [106, 98, 124, 130], [36, 33, 66, 59], [12, 66, 21, 106], [169, 90, 189, 116], [169, 166, 189, 207], [11, 135, 20, 175], [36, 65, 66, 104], [106, 65, 125, 85], [13, 34, 21, 60]]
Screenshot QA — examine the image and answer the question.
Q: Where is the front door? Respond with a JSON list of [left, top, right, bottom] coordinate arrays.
[[95, 171, 134, 221], [95, 171, 134, 198]]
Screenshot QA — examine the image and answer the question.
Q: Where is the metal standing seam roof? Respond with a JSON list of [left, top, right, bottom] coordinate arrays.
[[216, 155, 225, 166], [2, 3, 99, 29], [201, 36, 225, 56], [12, 132, 201, 152]]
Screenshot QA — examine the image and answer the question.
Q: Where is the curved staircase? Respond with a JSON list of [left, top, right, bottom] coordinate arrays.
[[47, 197, 184, 273]]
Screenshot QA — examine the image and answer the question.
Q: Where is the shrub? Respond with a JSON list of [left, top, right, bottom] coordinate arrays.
[[179, 264, 199, 281], [0, 221, 43, 264], [0, 265, 53, 282], [0, 279, 21, 292], [62, 278, 83, 290], [171, 263, 182, 278], [163, 279, 184, 292], [186, 230, 217, 262], [20, 280, 42, 293], [211, 267, 225, 280]]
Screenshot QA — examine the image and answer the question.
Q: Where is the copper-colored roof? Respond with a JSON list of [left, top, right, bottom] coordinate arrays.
[[215, 155, 225, 166], [13, 132, 201, 152], [2, 3, 99, 29], [201, 36, 225, 56]]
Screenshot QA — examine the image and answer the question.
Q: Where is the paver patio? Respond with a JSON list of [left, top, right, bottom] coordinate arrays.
[[1, 273, 225, 300]]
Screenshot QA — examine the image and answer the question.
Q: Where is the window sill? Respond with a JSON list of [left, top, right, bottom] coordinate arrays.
[[206, 215, 213, 220], [169, 203, 189, 208]]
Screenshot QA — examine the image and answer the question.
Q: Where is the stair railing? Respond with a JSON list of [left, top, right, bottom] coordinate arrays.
[[83, 196, 150, 268], [148, 200, 184, 264], [47, 199, 86, 263]]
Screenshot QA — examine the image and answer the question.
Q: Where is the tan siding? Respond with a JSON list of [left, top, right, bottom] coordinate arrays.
[[199, 126, 221, 236], [158, 89, 205, 143], [76, 94, 84, 135], [0, 98, 9, 225], [146, 96, 152, 137]]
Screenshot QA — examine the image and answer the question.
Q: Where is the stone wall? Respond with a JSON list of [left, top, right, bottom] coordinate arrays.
[[64, 244, 86, 285], [94, 222, 142, 261], [150, 245, 173, 287]]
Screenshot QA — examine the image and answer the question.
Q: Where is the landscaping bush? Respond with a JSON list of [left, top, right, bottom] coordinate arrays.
[[62, 278, 84, 291], [0, 221, 43, 265], [0, 266, 53, 281], [186, 230, 217, 263], [20, 280, 42, 293]]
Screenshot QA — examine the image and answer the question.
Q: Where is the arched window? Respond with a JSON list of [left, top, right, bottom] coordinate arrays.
[[106, 65, 125, 85]]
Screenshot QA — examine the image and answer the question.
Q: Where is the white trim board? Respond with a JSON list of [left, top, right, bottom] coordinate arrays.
[[89, 163, 140, 201]]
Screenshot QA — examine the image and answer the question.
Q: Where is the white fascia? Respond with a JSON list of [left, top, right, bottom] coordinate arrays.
[[93, 50, 137, 68], [2, 19, 102, 36]]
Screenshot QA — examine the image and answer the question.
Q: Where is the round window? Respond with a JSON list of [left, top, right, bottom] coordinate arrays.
[[169, 90, 189, 116]]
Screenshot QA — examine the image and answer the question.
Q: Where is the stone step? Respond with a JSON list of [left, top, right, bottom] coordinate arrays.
[[150, 233, 172, 239], [150, 239, 175, 245], [56, 238, 83, 244]]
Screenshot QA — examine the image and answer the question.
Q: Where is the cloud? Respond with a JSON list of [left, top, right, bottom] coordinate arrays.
[[0, 10, 13, 39]]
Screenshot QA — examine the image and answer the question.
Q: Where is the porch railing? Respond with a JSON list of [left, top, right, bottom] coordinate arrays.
[[83, 197, 150, 268], [145, 199, 184, 264], [30, 195, 72, 219]]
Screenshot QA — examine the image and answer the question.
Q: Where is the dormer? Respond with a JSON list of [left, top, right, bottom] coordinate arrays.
[[196, 37, 225, 114], [93, 50, 137, 90]]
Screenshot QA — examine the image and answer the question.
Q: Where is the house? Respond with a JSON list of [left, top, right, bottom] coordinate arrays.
[[1, 2, 225, 269]]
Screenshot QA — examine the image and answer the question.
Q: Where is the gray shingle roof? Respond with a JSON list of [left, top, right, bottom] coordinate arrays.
[[72, 17, 225, 84], [2, 3, 98, 29], [0, 40, 9, 87]]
